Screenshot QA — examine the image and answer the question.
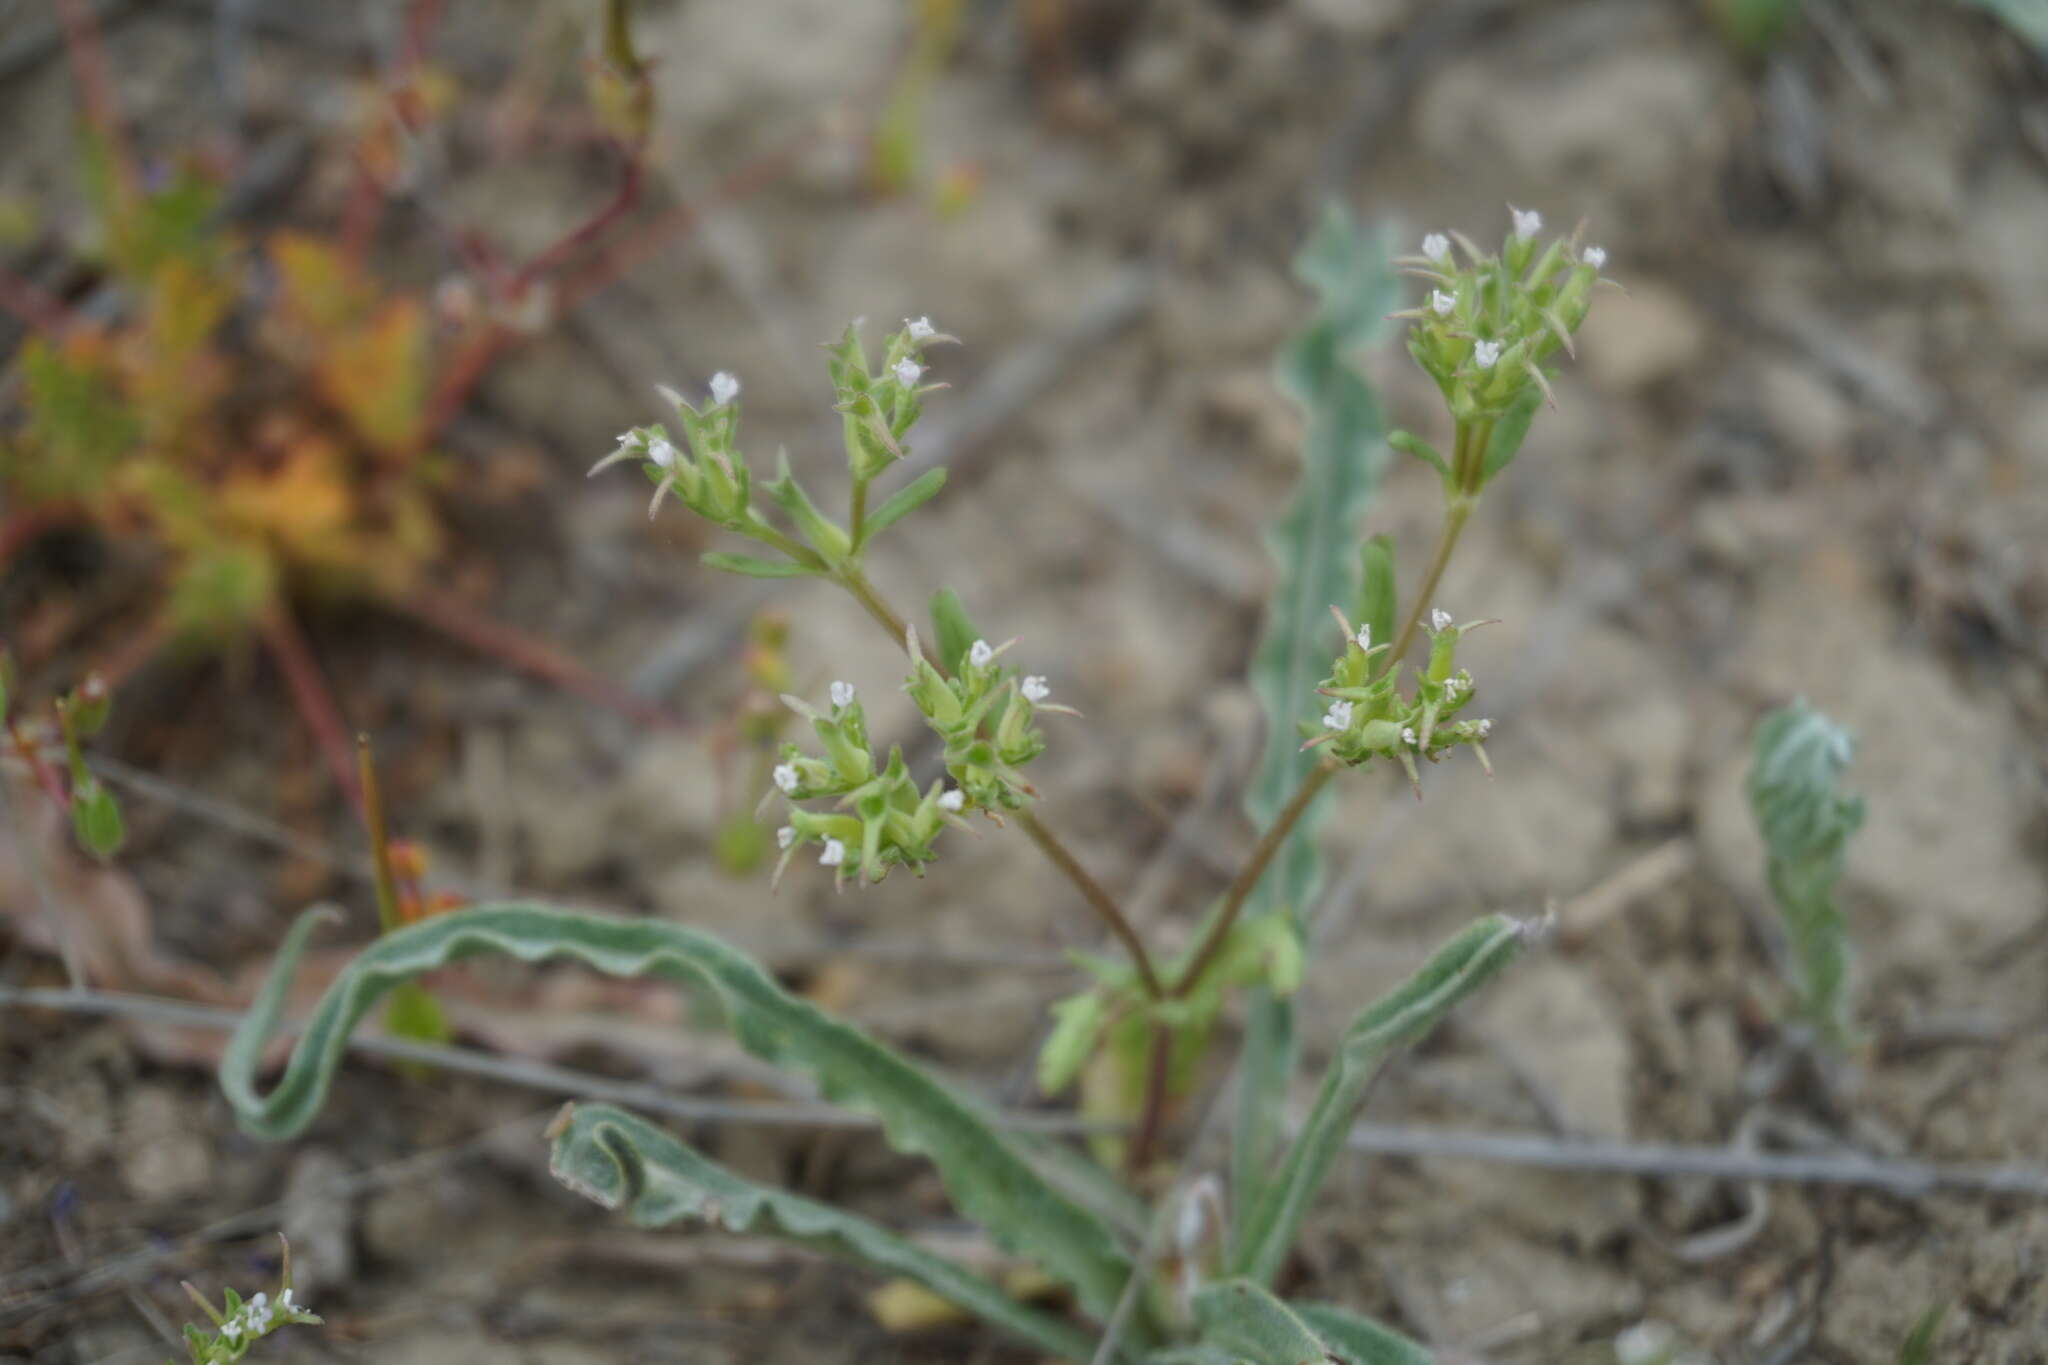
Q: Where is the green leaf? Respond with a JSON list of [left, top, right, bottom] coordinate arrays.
[[1747, 700, 1864, 1050], [1963, 0, 2048, 47], [930, 588, 985, 674], [1292, 1303, 1433, 1364], [220, 904, 1133, 1321], [1479, 387, 1542, 486], [860, 468, 947, 544], [1895, 1304, 1947, 1365], [1232, 914, 1528, 1286], [700, 550, 814, 578], [1234, 205, 1396, 1256], [765, 452, 852, 562], [1187, 1280, 1329, 1364], [1355, 535, 1396, 666], [1386, 431, 1449, 486], [381, 980, 449, 1045], [548, 1102, 1093, 1361], [71, 779, 125, 860], [1038, 990, 1107, 1097]]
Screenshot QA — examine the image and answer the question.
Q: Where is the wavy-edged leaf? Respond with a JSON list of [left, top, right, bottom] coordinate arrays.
[[1232, 914, 1529, 1286], [701, 549, 814, 578], [548, 1101, 1093, 1360], [1292, 1303, 1433, 1365], [1187, 1279, 1328, 1364], [860, 467, 947, 545], [1234, 207, 1397, 1249], [1747, 700, 1864, 1048], [220, 904, 1132, 1319]]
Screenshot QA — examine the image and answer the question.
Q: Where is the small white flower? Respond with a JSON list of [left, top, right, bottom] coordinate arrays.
[[1323, 700, 1354, 731], [893, 357, 924, 386], [1355, 624, 1372, 651], [646, 436, 678, 469], [938, 788, 965, 812], [773, 763, 800, 794], [1430, 607, 1453, 632], [615, 429, 645, 451], [777, 825, 797, 850], [1422, 232, 1450, 263], [1401, 726, 1419, 748], [830, 680, 856, 708], [819, 838, 846, 867], [279, 1289, 301, 1314], [1476, 718, 1493, 737], [1511, 205, 1543, 237], [1582, 245, 1607, 270], [905, 316, 935, 340], [709, 371, 740, 407], [1443, 676, 1465, 699], [1472, 339, 1501, 369], [1021, 675, 1050, 703], [968, 638, 994, 668], [1429, 289, 1454, 317]]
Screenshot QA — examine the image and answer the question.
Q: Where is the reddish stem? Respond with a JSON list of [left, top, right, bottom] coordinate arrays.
[[391, 585, 682, 731], [5, 719, 73, 812], [1126, 1024, 1174, 1178], [259, 605, 365, 816], [505, 152, 643, 301], [55, 0, 138, 203]]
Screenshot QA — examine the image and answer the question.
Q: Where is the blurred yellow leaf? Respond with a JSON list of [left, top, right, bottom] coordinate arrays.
[[271, 231, 369, 336], [318, 298, 430, 457]]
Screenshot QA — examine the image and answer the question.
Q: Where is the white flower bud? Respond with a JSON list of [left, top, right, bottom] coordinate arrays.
[[773, 763, 799, 794], [709, 371, 740, 407], [1021, 675, 1050, 703], [1430, 607, 1452, 632], [893, 357, 924, 386], [938, 788, 965, 812], [1582, 245, 1607, 270], [1511, 205, 1542, 237], [1323, 700, 1353, 731], [1422, 233, 1450, 263], [1401, 726, 1419, 748], [968, 638, 994, 668], [1430, 290, 1454, 317], [777, 825, 797, 849], [1472, 339, 1501, 369], [1355, 624, 1372, 651], [1476, 718, 1493, 737], [819, 838, 846, 867], [905, 316, 936, 340], [830, 680, 856, 708], [647, 437, 678, 469]]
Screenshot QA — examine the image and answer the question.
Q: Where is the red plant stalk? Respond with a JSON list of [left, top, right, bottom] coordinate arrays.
[[258, 605, 364, 816]]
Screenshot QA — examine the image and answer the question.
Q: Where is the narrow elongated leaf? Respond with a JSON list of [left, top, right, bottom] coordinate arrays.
[[548, 1101, 1093, 1360], [860, 467, 947, 543], [1232, 914, 1529, 1286], [1292, 1303, 1433, 1364], [1233, 207, 1397, 1250], [1355, 535, 1396, 661], [220, 904, 1132, 1319], [930, 588, 984, 675], [1187, 1280, 1328, 1364], [1479, 387, 1542, 485], [701, 550, 813, 578]]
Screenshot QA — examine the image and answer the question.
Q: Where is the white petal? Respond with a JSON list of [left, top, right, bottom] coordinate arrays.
[[709, 371, 741, 407], [1511, 205, 1542, 237], [647, 437, 678, 469], [773, 763, 799, 794], [1582, 245, 1607, 270], [1021, 675, 1050, 703], [1429, 290, 1454, 317], [1430, 607, 1452, 632], [905, 316, 935, 340], [830, 680, 856, 708], [1473, 339, 1501, 369], [777, 825, 797, 849], [1355, 624, 1372, 651], [968, 638, 994, 668], [937, 788, 965, 812], [1323, 700, 1353, 730], [893, 357, 924, 386], [1421, 232, 1450, 263], [819, 838, 846, 867]]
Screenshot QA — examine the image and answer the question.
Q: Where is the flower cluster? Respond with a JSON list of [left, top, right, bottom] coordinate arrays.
[[183, 1281, 320, 1363], [1305, 607, 1494, 792], [593, 372, 752, 525], [826, 315, 953, 483], [1392, 207, 1609, 494], [903, 628, 1074, 813], [766, 679, 970, 888]]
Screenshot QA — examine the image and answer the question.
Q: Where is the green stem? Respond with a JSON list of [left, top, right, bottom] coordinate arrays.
[[1384, 496, 1472, 674], [849, 476, 870, 553]]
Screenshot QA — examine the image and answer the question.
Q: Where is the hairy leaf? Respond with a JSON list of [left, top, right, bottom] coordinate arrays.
[[1355, 535, 1396, 662], [930, 588, 984, 674], [1232, 914, 1528, 1286], [1292, 1303, 1433, 1365], [1187, 1280, 1329, 1364], [1747, 700, 1864, 1049], [220, 904, 1132, 1319], [548, 1102, 1093, 1360], [1233, 206, 1397, 1243], [1479, 386, 1542, 486]]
